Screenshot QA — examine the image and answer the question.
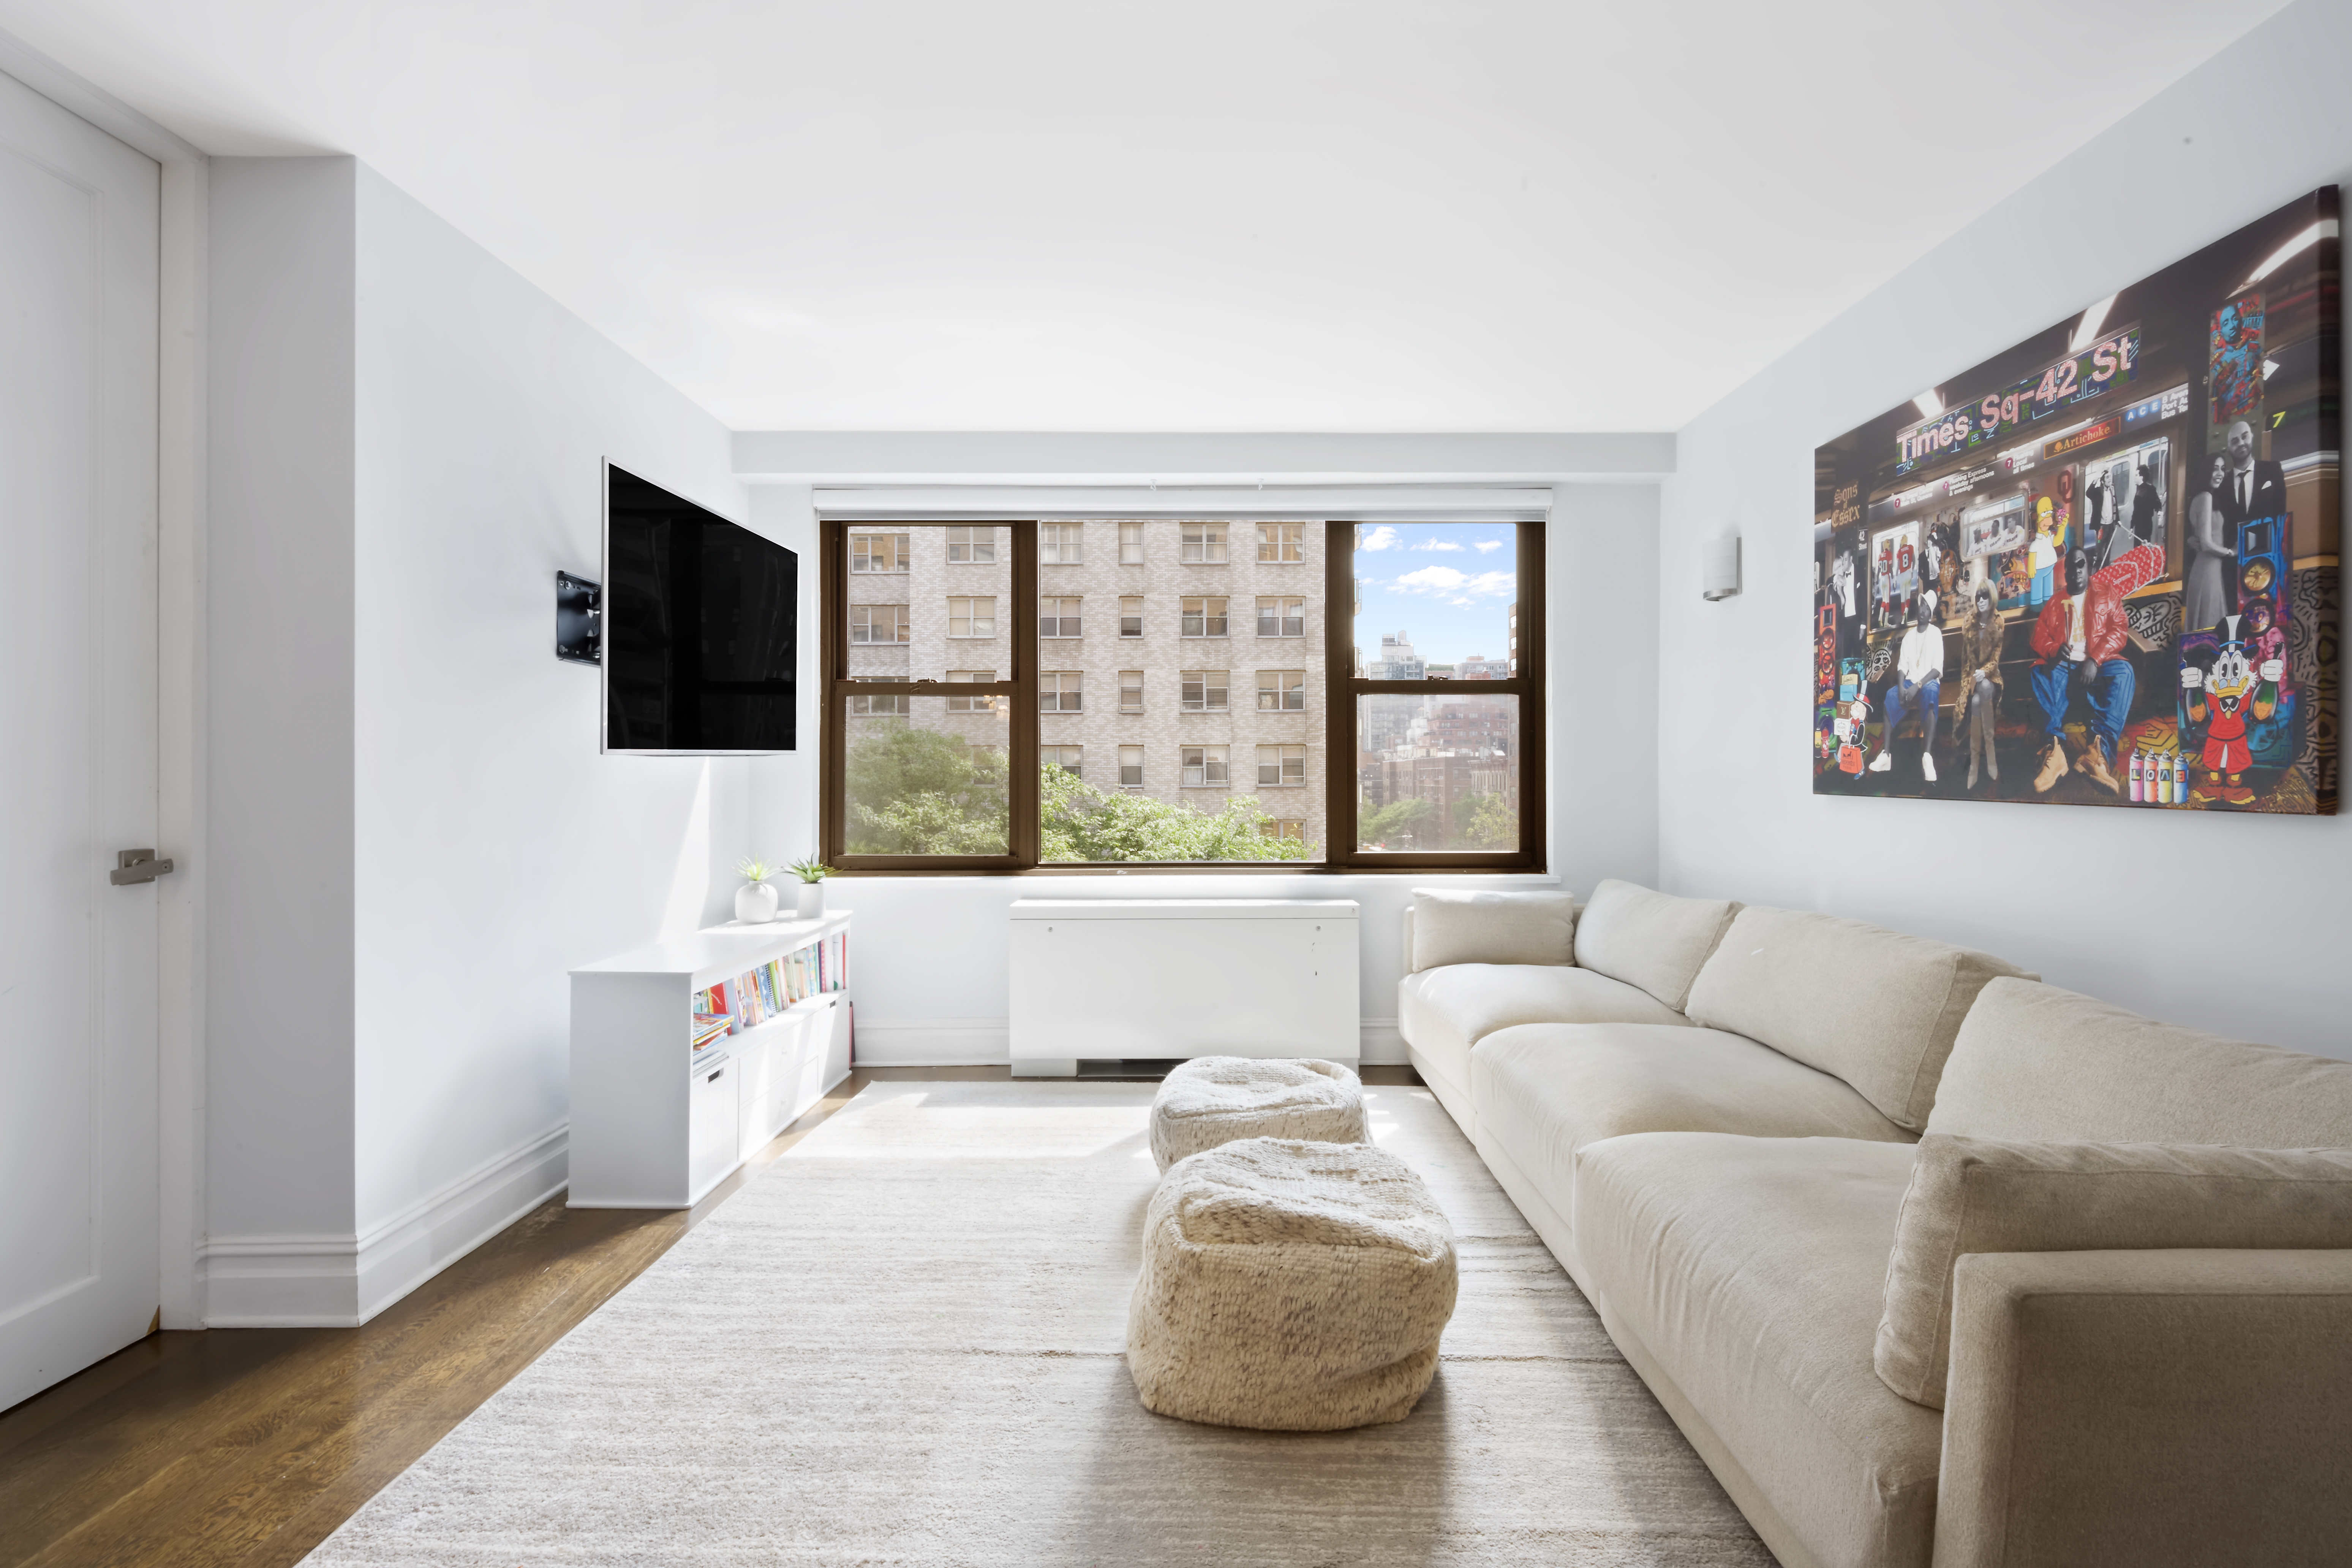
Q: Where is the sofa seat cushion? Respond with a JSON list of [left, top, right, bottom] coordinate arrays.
[[1575, 1133, 1943, 1568], [1928, 978, 2352, 1147], [1399, 966, 1690, 1139], [1471, 1023, 1914, 1257], [1571, 879, 1740, 1012], [1684, 905, 2032, 1132]]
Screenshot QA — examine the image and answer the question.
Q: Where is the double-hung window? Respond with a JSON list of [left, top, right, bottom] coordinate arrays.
[[824, 518, 1543, 871]]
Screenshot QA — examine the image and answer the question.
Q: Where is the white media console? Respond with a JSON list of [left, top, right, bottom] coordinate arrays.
[[1008, 899, 1359, 1076], [569, 914, 852, 1208]]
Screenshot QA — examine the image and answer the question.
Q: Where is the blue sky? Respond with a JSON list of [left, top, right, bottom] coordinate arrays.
[[1351, 522, 1518, 667]]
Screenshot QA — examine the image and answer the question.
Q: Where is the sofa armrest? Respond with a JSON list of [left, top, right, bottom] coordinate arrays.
[[1400, 904, 1417, 975], [1935, 1248, 2352, 1568]]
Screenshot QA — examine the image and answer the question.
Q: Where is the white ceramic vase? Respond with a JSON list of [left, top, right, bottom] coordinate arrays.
[[735, 880, 780, 924], [795, 880, 825, 918]]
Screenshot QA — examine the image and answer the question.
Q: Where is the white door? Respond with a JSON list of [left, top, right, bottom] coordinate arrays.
[[0, 67, 162, 1408]]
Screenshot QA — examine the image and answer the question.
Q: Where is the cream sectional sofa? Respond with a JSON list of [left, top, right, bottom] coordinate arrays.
[[1398, 880, 2352, 1568]]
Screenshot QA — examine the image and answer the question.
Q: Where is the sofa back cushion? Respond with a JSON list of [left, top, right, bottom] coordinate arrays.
[[1407, 889, 1576, 972], [1684, 907, 2032, 1132], [1570, 880, 1738, 1012], [1927, 978, 2352, 1146], [1875, 1133, 2352, 1407]]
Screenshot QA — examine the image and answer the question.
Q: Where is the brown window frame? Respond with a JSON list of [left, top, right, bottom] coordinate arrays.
[[820, 516, 1545, 875]]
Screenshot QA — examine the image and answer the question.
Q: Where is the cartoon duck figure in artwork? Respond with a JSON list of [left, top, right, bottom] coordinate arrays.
[[2179, 615, 2283, 807]]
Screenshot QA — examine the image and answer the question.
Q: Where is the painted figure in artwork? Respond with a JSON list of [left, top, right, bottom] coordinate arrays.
[[2026, 497, 2061, 608], [2183, 487, 2236, 633], [1871, 591, 1945, 782], [1837, 699, 1870, 775], [1961, 585, 2004, 789], [2243, 592, 2287, 675], [1875, 536, 1896, 626], [2180, 615, 2282, 806], [2217, 418, 2287, 529], [2210, 297, 2265, 423], [2030, 541, 2166, 795]]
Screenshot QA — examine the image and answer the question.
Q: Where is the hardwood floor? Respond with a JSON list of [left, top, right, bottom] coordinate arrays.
[[0, 1063, 1420, 1567]]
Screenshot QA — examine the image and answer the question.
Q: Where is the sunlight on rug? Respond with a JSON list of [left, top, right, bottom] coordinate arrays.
[[300, 1081, 1769, 1566]]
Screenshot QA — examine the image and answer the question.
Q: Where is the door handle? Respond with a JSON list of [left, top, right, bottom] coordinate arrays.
[[110, 849, 175, 885]]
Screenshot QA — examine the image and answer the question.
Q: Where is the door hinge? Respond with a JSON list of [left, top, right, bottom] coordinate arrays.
[[110, 849, 175, 885]]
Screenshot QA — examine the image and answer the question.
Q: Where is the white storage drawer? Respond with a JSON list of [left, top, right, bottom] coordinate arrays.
[[688, 1056, 741, 1199]]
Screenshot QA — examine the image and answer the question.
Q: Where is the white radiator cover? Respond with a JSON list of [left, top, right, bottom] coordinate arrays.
[[1008, 899, 1360, 1076]]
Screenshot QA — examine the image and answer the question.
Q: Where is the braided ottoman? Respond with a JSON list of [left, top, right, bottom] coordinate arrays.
[[1126, 1136, 1458, 1430], [1147, 1056, 1366, 1172]]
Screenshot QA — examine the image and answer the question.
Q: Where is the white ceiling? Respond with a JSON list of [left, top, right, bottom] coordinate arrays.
[[0, 1, 2289, 432]]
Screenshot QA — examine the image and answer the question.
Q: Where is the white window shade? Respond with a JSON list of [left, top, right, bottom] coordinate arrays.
[[813, 485, 1552, 521]]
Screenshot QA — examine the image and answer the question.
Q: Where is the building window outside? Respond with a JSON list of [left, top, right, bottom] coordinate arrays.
[[1256, 596, 1305, 637], [1181, 746, 1228, 787], [1181, 670, 1229, 712], [1262, 819, 1307, 842], [1258, 670, 1306, 711], [946, 525, 996, 564], [1119, 521, 1146, 564], [1042, 745, 1083, 779], [1181, 522, 1227, 564], [1040, 522, 1085, 564], [1119, 596, 1143, 637], [945, 669, 996, 712], [851, 604, 910, 644], [947, 596, 996, 637], [1258, 744, 1307, 786], [849, 687, 909, 715], [1041, 671, 1083, 712], [852, 533, 910, 573], [1118, 670, 1144, 712], [1257, 523, 1305, 564], [1040, 596, 1083, 637], [1181, 596, 1228, 637], [1119, 745, 1144, 789]]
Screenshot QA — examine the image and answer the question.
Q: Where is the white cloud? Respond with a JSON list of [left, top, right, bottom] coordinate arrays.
[[1392, 566, 1516, 607], [1411, 538, 1464, 551], [1358, 525, 1401, 552], [1473, 539, 1505, 553]]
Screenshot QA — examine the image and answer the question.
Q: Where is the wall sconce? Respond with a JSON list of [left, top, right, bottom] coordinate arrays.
[[1702, 534, 1742, 601]]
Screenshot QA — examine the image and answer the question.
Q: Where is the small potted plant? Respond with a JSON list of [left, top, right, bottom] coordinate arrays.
[[789, 857, 830, 918], [734, 857, 781, 924]]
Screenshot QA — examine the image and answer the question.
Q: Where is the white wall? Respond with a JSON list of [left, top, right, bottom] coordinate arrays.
[[205, 156, 751, 1323], [1658, 0, 2352, 1060], [744, 479, 1659, 1063]]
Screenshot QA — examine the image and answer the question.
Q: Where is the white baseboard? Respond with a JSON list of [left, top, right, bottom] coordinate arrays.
[[855, 1016, 1400, 1068], [202, 1124, 568, 1328], [852, 1016, 1010, 1067]]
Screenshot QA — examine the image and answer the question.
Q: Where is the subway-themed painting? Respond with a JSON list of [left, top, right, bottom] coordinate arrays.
[[1814, 188, 2339, 814]]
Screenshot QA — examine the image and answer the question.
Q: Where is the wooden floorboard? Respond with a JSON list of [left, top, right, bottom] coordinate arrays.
[[0, 1060, 1419, 1568]]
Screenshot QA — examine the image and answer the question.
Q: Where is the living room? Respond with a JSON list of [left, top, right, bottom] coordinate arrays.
[[2, 2, 2348, 1565]]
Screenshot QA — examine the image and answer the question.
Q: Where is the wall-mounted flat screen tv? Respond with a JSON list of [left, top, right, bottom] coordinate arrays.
[[604, 463, 796, 754]]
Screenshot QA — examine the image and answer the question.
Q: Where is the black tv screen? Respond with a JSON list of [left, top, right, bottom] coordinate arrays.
[[604, 464, 797, 753]]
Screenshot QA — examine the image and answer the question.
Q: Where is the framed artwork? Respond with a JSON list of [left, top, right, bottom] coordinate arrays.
[[1812, 187, 2339, 813]]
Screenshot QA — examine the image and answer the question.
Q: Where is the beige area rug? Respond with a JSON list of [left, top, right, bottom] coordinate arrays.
[[302, 1081, 1770, 1566]]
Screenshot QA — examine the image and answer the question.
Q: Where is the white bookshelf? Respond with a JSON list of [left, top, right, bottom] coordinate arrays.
[[569, 913, 852, 1208]]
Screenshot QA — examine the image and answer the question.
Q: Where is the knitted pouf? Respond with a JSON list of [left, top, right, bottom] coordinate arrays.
[[1126, 1136, 1458, 1431], [1148, 1056, 1366, 1173]]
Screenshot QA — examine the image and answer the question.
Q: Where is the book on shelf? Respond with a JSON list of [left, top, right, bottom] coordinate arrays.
[[688, 928, 853, 1050]]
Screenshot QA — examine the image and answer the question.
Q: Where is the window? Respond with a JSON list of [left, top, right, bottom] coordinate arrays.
[[1180, 670, 1229, 711], [851, 604, 910, 644], [1181, 596, 1228, 637], [825, 518, 1542, 871], [852, 533, 910, 573], [1257, 670, 1306, 711], [1181, 523, 1227, 564], [1040, 596, 1083, 638], [945, 670, 996, 713], [1258, 523, 1305, 564], [1181, 746, 1228, 787], [1256, 597, 1305, 637], [1258, 744, 1307, 786], [947, 596, 996, 637]]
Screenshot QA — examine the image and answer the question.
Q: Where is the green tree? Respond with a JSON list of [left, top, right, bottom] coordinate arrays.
[[843, 722, 1009, 855], [1357, 795, 1432, 849], [1040, 764, 1317, 862], [1459, 791, 1518, 850]]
